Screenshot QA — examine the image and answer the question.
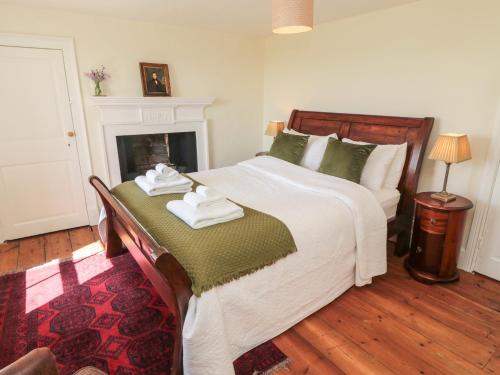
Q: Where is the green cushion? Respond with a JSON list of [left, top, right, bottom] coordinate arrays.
[[319, 138, 376, 183], [268, 132, 309, 165]]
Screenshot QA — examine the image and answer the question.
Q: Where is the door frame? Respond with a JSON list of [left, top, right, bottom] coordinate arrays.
[[0, 33, 98, 242], [461, 100, 500, 272]]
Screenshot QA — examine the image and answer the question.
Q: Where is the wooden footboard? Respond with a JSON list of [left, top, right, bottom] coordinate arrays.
[[89, 176, 192, 375]]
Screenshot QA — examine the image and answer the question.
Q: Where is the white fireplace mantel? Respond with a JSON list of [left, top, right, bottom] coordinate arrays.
[[89, 96, 215, 108], [90, 96, 215, 187]]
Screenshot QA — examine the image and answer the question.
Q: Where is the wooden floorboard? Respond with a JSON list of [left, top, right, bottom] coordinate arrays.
[[0, 226, 102, 275], [375, 277, 497, 347], [318, 296, 437, 375], [91, 225, 101, 242], [291, 314, 394, 374], [273, 250, 500, 375], [0, 240, 18, 254], [485, 350, 500, 374], [68, 226, 95, 250], [0, 231, 498, 374], [386, 261, 500, 329], [273, 329, 345, 374], [0, 245, 18, 274], [17, 235, 46, 270]]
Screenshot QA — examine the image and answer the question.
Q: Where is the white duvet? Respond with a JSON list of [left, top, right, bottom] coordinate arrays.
[[181, 156, 387, 375]]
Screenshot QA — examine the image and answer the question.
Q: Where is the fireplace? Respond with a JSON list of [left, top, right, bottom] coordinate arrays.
[[91, 96, 213, 187], [116, 132, 198, 182]]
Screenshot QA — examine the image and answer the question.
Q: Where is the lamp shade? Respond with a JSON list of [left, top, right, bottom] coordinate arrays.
[[265, 121, 285, 137], [428, 133, 471, 164], [272, 0, 313, 34]]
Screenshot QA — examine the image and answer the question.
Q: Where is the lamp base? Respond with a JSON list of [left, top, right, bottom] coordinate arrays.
[[431, 191, 456, 203]]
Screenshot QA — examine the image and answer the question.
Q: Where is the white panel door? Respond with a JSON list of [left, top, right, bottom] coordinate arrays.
[[474, 164, 500, 281], [0, 45, 88, 240]]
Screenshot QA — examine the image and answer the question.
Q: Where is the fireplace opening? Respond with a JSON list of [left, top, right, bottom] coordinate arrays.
[[116, 132, 197, 182]]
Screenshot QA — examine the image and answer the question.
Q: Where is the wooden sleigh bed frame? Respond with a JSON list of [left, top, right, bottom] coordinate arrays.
[[89, 110, 433, 374]]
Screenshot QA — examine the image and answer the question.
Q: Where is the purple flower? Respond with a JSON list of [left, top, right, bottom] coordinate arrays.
[[85, 65, 110, 83]]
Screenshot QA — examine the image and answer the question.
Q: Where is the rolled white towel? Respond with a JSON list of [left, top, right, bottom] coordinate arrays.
[[146, 169, 180, 184], [183, 191, 225, 209], [155, 163, 179, 177], [135, 175, 192, 196], [196, 185, 220, 198], [166, 200, 244, 229]]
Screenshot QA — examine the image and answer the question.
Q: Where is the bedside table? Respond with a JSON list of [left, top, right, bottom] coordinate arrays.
[[405, 192, 473, 284]]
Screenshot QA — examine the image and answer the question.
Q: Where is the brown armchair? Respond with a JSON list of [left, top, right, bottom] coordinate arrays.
[[0, 348, 106, 375]]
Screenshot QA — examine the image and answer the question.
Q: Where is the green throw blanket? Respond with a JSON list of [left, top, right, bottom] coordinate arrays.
[[111, 181, 297, 296]]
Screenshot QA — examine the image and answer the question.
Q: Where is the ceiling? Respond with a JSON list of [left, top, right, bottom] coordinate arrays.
[[0, 0, 419, 36]]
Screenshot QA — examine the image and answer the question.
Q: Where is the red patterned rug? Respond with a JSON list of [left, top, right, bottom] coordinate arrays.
[[0, 252, 287, 374]]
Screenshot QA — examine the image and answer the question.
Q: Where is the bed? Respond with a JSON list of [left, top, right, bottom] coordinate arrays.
[[90, 110, 433, 374]]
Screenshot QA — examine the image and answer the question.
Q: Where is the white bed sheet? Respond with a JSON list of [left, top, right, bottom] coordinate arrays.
[[372, 188, 401, 219], [181, 156, 387, 374]]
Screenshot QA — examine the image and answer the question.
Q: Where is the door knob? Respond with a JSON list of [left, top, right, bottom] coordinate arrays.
[[67, 131, 76, 138]]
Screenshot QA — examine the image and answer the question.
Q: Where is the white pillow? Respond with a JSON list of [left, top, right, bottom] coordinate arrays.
[[384, 143, 407, 189], [342, 138, 399, 191], [284, 128, 338, 170]]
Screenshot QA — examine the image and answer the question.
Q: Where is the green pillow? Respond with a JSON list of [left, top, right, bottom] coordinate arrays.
[[268, 132, 309, 165], [319, 138, 376, 183]]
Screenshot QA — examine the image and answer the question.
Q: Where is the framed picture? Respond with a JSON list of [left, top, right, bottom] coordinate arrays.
[[139, 62, 171, 96]]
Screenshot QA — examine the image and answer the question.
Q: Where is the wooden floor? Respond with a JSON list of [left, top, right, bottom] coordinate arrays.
[[0, 230, 499, 374], [273, 244, 500, 375], [0, 226, 102, 275]]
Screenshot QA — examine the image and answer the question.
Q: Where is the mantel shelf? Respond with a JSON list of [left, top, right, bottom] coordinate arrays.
[[88, 96, 215, 107]]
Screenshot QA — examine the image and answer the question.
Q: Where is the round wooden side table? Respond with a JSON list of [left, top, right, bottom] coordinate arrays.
[[405, 192, 473, 284]]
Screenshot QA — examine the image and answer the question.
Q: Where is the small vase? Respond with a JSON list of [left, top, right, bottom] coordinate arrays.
[[94, 81, 102, 96]]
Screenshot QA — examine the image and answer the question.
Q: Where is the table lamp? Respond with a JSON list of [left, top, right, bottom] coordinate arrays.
[[265, 121, 285, 138], [428, 133, 471, 203]]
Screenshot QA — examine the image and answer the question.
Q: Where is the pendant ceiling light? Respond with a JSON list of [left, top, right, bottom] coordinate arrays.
[[272, 0, 313, 34]]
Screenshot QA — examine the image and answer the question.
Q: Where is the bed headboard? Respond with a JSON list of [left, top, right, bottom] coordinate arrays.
[[288, 109, 434, 254]]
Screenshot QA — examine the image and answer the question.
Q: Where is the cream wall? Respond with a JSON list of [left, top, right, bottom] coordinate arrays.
[[0, 3, 264, 186], [262, 0, 500, 255], [2, 1, 499, 258]]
